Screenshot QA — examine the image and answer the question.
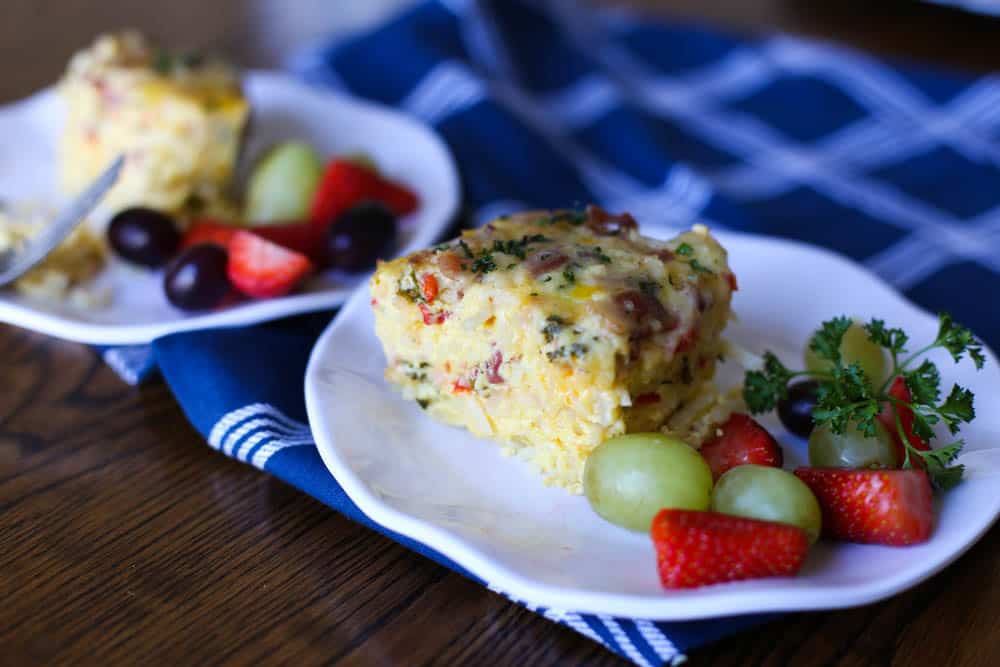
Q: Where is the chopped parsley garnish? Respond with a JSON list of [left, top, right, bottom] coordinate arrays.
[[416, 399, 431, 409], [562, 268, 576, 285], [433, 243, 451, 252], [470, 253, 497, 274], [673, 242, 713, 274], [468, 235, 550, 274], [396, 272, 423, 303], [744, 313, 984, 489], [458, 240, 474, 258], [546, 342, 590, 362], [542, 315, 567, 343]]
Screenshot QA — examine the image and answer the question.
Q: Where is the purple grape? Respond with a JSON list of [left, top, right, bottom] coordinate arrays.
[[164, 244, 230, 311], [778, 380, 819, 438], [108, 207, 181, 267], [325, 201, 397, 272]]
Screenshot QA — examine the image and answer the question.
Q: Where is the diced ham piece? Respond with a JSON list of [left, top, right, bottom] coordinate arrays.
[[585, 205, 638, 236], [526, 249, 569, 276]]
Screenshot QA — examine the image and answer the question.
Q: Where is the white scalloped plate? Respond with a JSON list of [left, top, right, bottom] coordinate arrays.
[[304, 226, 1000, 620], [0, 71, 459, 344]]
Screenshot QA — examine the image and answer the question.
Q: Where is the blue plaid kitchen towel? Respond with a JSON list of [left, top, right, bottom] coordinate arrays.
[[114, 0, 1000, 664]]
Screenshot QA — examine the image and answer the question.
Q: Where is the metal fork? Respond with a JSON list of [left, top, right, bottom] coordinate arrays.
[[0, 155, 124, 287]]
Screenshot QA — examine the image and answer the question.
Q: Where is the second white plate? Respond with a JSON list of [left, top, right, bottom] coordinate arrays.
[[305, 225, 1000, 620], [0, 71, 459, 344]]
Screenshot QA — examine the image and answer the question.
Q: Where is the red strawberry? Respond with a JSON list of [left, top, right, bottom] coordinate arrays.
[[650, 509, 809, 589], [250, 222, 325, 262], [309, 160, 382, 227], [227, 230, 314, 299], [375, 177, 419, 217], [877, 377, 931, 466], [182, 220, 239, 249], [699, 413, 783, 481], [794, 467, 934, 546]]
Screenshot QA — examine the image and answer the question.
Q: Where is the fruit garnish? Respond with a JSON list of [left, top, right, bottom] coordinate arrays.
[[374, 177, 419, 217], [182, 219, 239, 249], [108, 207, 180, 268], [227, 230, 313, 299], [744, 313, 984, 489], [325, 202, 397, 272], [584, 434, 712, 532], [650, 509, 809, 589], [164, 244, 231, 311], [245, 141, 323, 223], [877, 376, 931, 466], [808, 420, 899, 469], [310, 159, 419, 228], [711, 464, 822, 544], [794, 468, 934, 546], [699, 413, 783, 481], [250, 222, 325, 262], [309, 159, 383, 226]]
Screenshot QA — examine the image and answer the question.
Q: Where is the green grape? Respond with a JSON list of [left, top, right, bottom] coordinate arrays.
[[805, 321, 888, 386], [808, 420, 898, 469], [584, 433, 712, 532], [245, 141, 323, 223], [711, 465, 822, 543]]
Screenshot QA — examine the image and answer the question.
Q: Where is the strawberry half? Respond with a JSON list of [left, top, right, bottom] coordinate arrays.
[[375, 177, 419, 217], [227, 230, 314, 299], [250, 222, 326, 263], [794, 467, 934, 546], [876, 376, 931, 467], [182, 219, 239, 249], [651, 509, 809, 589], [699, 413, 784, 481], [309, 160, 382, 227]]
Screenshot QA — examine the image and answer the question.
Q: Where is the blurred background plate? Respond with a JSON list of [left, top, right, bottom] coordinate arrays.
[[0, 70, 459, 344]]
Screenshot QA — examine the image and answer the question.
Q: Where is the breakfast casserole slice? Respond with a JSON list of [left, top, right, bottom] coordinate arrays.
[[59, 31, 249, 218], [370, 207, 737, 493]]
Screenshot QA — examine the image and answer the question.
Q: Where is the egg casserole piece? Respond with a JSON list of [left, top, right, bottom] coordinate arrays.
[[371, 207, 737, 493], [59, 31, 248, 218]]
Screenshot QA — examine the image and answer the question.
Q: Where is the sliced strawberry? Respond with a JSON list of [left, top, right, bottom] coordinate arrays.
[[375, 177, 419, 217], [794, 467, 933, 546], [699, 413, 783, 481], [877, 376, 931, 466], [309, 160, 382, 227], [227, 230, 314, 299], [651, 509, 809, 589], [182, 220, 239, 249], [250, 222, 325, 262]]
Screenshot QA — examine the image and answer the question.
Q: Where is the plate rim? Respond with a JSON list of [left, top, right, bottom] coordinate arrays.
[[0, 69, 460, 345], [304, 227, 1000, 620]]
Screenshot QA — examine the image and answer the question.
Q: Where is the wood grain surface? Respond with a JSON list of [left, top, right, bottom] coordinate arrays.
[[2, 1, 1000, 665]]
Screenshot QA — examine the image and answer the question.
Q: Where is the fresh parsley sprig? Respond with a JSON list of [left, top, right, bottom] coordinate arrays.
[[743, 312, 984, 489]]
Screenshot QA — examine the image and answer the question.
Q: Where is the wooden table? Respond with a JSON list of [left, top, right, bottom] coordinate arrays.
[[3, 1, 1000, 664]]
